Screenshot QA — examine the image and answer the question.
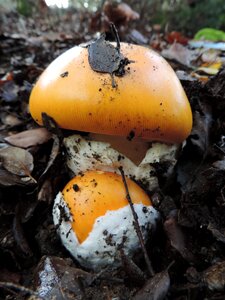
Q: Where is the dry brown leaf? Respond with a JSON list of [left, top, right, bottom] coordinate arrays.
[[38, 179, 54, 203], [34, 256, 93, 300], [0, 146, 34, 177], [2, 113, 23, 127], [0, 168, 26, 186], [103, 1, 139, 25], [164, 211, 195, 263], [207, 223, 225, 244], [5, 128, 52, 148], [161, 43, 198, 67], [39, 135, 60, 180], [133, 269, 170, 300], [13, 208, 33, 257], [0, 168, 34, 186], [202, 261, 225, 291]]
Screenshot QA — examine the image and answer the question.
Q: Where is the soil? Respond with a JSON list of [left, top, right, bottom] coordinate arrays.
[[0, 6, 225, 300]]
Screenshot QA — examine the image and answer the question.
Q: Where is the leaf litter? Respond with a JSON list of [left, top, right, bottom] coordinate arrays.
[[1, 3, 225, 300]]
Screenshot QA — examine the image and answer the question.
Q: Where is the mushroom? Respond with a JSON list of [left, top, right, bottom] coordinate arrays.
[[29, 42, 192, 144], [29, 40, 192, 189], [53, 170, 158, 270], [29, 37, 192, 269]]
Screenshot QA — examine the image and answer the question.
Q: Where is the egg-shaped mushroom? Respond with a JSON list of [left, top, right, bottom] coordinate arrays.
[[53, 170, 158, 270]]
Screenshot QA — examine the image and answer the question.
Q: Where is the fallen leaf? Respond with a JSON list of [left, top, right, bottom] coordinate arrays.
[[5, 128, 52, 148], [120, 249, 146, 285], [0, 168, 34, 186], [13, 205, 33, 257], [195, 62, 222, 75], [38, 179, 54, 203], [39, 135, 60, 180], [194, 28, 225, 41], [2, 113, 23, 127], [128, 29, 148, 45], [207, 223, 225, 244], [133, 269, 170, 300], [176, 70, 196, 82], [166, 31, 189, 45], [34, 256, 93, 300], [164, 210, 195, 263], [161, 43, 198, 67], [201, 49, 221, 64], [202, 261, 225, 291], [189, 40, 225, 51], [103, 1, 139, 25], [1, 80, 19, 102], [0, 146, 34, 177]]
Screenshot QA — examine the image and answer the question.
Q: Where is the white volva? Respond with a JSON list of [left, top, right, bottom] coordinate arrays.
[[53, 192, 159, 270]]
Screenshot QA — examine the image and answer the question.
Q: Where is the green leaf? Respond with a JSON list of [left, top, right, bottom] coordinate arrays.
[[194, 28, 225, 41]]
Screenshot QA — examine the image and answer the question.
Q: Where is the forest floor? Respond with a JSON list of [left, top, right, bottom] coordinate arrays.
[[0, 5, 225, 300]]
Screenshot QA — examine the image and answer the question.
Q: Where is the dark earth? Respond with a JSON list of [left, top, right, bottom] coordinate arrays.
[[0, 3, 225, 300]]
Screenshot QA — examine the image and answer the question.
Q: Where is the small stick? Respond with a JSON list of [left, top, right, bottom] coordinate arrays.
[[0, 281, 43, 299], [119, 167, 155, 277], [110, 22, 120, 51]]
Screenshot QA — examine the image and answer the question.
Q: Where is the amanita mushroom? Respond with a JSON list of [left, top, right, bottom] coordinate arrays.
[[53, 170, 158, 270], [29, 37, 193, 269]]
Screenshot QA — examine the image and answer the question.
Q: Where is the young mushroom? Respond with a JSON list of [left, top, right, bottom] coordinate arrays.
[[29, 33, 193, 269], [53, 170, 158, 270]]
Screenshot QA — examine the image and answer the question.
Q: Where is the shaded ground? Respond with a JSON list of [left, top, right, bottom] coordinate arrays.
[[0, 5, 225, 300]]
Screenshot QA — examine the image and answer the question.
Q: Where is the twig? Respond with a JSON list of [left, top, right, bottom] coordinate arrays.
[[119, 167, 155, 277], [0, 281, 43, 299], [110, 22, 120, 51]]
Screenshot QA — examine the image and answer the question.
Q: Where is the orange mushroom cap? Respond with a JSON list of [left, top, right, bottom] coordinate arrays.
[[61, 170, 152, 243], [29, 43, 192, 143]]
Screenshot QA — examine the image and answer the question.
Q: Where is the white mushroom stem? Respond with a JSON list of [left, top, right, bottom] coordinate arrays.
[[63, 134, 179, 191]]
